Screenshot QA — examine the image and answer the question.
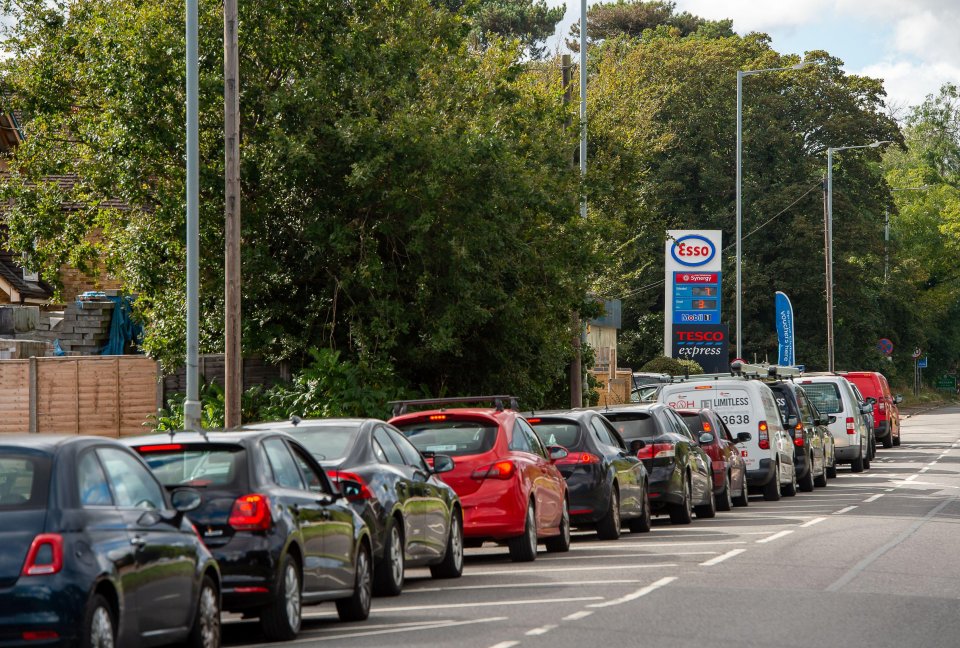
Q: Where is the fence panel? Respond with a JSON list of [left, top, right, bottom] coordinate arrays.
[[0, 360, 29, 433]]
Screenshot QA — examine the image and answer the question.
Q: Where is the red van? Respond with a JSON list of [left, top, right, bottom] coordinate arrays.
[[842, 372, 902, 448]]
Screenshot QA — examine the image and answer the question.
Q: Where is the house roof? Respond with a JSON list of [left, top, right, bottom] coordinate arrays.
[[0, 247, 54, 300]]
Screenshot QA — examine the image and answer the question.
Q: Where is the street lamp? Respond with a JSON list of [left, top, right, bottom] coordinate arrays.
[[824, 140, 893, 372], [735, 60, 815, 361]]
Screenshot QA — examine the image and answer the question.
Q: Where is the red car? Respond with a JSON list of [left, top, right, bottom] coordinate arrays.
[[389, 396, 570, 562], [841, 371, 902, 448], [675, 408, 751, 511]]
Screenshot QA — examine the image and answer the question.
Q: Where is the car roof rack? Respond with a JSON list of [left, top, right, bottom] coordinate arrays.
[[389, 395, 520, 417]]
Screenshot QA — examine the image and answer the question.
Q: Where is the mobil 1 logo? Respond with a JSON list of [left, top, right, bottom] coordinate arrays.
[[672, 324, 729, 374]]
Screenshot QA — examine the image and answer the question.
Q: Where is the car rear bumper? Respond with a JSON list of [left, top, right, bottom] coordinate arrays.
[[647, 465, 682, 507], [461, 482, 527, 540], [0, 579, 82, 646], [874, 420, 890, 439], [834, 445, 862, 463], [746, 459, 776, 486], [563, 470, 610, 525], [213, 536, 280, 611]]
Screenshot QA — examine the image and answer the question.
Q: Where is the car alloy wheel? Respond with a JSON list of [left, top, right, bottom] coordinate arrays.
[[260, 554, 301, 641], [89, 602, 115, 648], [336, 543, 373, 622], [192, 578, 220, 648], [716, 473, 733, 511], [597, 488, 621, 540], [508, 502, 538, 562], [546, 498, 571, 552], [283, 562, 301, 632], [357, 547, 372, 614], [431, 509, 464, 578]]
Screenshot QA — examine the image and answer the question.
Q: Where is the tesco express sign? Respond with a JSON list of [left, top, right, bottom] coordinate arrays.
[[670, 235, 716, 267]]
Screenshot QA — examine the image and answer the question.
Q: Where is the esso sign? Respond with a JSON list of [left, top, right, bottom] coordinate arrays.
[[670, 235, 716, 267], [676, 330, 725, 342]]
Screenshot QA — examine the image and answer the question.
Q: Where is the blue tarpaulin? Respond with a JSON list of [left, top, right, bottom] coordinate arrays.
[[100, 295, 143, 355]]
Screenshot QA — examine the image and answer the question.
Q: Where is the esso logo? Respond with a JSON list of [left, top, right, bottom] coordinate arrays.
[[670, 235, 716, 267]]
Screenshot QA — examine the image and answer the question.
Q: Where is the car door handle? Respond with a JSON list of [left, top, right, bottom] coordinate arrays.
[[130, 535, 146, 547]]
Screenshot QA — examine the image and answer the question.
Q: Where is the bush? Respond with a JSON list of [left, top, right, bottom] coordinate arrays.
[[639, 356, 704, 376]]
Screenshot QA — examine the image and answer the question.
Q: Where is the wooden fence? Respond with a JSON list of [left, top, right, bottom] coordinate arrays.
[[0, 356, 160, 436]]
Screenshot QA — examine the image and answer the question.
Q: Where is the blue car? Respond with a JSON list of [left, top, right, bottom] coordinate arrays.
[[0, 435, 221, 648]]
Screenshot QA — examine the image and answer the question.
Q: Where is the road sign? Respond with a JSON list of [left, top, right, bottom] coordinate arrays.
[[912, 348, 922, 359], [877, 338, 893, 356], [918, 357, 928, 368], [936, 375, 956, 391]]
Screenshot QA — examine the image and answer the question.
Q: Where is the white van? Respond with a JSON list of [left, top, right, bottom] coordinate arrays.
[[657, 377, 797, 501], [797, 375, 871, 472]]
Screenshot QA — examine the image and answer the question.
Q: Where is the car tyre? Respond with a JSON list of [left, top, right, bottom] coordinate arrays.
[[545, 498, 571, 552], [83, 593, 116, 648], [260, 554, 302, 641], [851, 450, 865, 473], [694, 481, 716, 519], [893, 433, 901, 447], [628, 484, 652, 533], [782, 464, 798, 497], [882, 434, 893, 449], [732, 475, 749, 507], [827, 461, 838, 479], [430, 508, 464, 579], [814, 463, 828, 488], [188, 575, 221, 648], [669, 474, 693, 524], [337, 541, 373, 622], [373, 521, 404, 597], [799, 462, 815, 492], [715, 472, 733, 512], [763, 463, 781, 501], [508, 501, 538, 562], [596, 487, 621, 540]]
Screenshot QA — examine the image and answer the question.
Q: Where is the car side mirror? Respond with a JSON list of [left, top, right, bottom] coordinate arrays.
[[170, 488, 202, 513], [548, 445, 568, 462], [827, 415, 837, 425], [786, 415, 799, 428], [630, 439, 646, 454], [137, 509, 164, 527], [432, 454, 455, 474], [867, 397, 877, 405], [895, 394, 903, 404], [860, 403, 873, 414], [698, 433, 714, 445], [736, 432, 752, 443]]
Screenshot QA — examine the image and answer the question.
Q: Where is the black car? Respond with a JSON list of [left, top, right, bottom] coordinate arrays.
[[525, 410, 650, 539], [127, 430, 373, 641], [769, 381, 830, 491], [600, 403, 715, 524], [0, 435, 221, 648], [249, 418, 464, 597]]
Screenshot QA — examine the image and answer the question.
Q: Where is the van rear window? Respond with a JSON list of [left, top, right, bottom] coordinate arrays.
[[801, 383, 843, 414], [0, 455, 50, 510], [396, 420, 498, 457]]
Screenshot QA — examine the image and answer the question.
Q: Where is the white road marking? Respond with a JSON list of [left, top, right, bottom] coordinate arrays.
[[548, 551, 717, 559], [587, 576, 677, 608], [243, 617, 508, 646], [800, 517, 827, 528], [406, 580, 647, 593], [929, 461, 939, 466], [568, 540, 746, 549], [564, 610, 594, 621], [834, 506, 858, 515], [525, 625, 557, 636], [906, 475, 919, 481], [365, 596, 602, 613], [864, 494, 884, 502], [488, 642, 520, 648], [756, 530, 794, 544], [466, 563, 678, 576], [920, 467, 930, 473], [700, 549, 746, 566]]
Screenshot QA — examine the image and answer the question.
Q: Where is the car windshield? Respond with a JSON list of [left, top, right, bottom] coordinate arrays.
[[0, 454, 49, 510], [138, 445, 244, 488], [287, 425, 358, 461], [395, 419, 498, 457], [676, 412, 704, 434], [528, 421, 581, 449], [602, 412, 658, 440], [801, 383, 843, 414]]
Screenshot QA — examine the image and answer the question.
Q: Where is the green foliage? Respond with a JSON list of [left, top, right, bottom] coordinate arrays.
[[640, 355, 703, 376], [150, 381, 227, 431], [568, 0, 733, 50], [467, 0, 565, 58]]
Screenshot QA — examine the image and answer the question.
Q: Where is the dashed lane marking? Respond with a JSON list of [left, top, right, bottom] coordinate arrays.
[[800, 517, 827, 528], [756, 530, 794, 544], [864, 494, 884, 502], [699, 549, 746, 566], [564, 610, 594, 621], [464, 564, 679, 576], [242, 617, 509, 647], [587, 576, 678, 608], [405, 579, 649, 593], [356, 597, 602, 614], [834, 506, 858, 515], [488, 642, 521, 648], [525, 625, 557, 636]]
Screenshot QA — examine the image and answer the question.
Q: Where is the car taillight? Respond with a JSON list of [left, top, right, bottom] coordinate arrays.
[[636, 443, 675, 460], [471, 460, 516, 480], [758, 421, 769, 450], [229, 494, 272, 531], [326, 471, 374, 501], [137, 443, 184, 452], [794, 423, 804, 447], [701, 421, 712, 433], [21, 534, 63, 576], [22, 631, 59, 641], [846, 417, 856, 434], [555, 452, 601, 466]]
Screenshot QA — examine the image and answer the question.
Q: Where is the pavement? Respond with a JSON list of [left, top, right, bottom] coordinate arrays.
[[223, 405, 960, 648]]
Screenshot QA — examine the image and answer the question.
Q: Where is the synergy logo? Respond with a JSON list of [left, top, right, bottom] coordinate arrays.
[[670, 235, 716, 267]]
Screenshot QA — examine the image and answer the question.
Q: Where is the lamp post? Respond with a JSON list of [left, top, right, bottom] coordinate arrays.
[[824, 140, 892, 372], [735, 61, 814, 361], [183, 0, 200, 431]]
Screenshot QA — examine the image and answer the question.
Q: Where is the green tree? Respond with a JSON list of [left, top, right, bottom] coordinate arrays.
[[568, 0, 733, 50], [467, 0, 565, 58], [0, 0, 596, 408]]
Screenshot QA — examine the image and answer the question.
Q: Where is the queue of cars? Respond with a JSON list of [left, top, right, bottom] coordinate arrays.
[[0, 368, 901, 646]]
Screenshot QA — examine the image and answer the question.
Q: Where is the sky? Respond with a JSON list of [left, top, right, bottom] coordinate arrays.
[[547, 0, 960, 111]]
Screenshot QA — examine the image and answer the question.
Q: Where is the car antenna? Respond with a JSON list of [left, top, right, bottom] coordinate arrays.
[[290, 415, 302, 426]]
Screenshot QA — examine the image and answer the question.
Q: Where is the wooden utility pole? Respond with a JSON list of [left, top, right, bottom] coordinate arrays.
[[563, 54, 583, 409], [224, 0, 242, 428]]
